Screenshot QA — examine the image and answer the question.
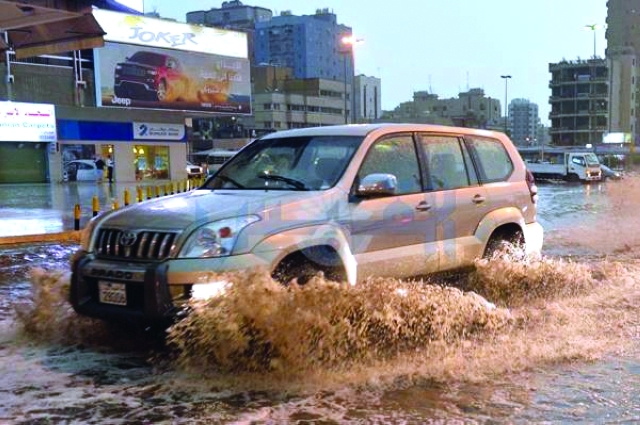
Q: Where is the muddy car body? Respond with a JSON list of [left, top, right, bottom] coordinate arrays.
[[70, 124, 543, 325]]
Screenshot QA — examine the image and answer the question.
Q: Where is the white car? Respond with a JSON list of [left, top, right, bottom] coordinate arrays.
[[63, 159, 97, 181]]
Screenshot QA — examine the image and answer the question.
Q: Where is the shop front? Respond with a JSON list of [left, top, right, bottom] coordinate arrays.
[[0, 101, 57, 184], [57, 120, 187, 183]]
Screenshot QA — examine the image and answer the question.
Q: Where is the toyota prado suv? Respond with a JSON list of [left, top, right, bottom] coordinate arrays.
[[70, 124, 543, 325]]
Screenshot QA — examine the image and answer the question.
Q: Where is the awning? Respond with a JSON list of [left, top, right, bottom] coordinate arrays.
[[0, 1, 106, 59]]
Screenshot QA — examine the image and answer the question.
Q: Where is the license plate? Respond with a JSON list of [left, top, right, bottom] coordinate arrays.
[[98, 282, 127, 306]]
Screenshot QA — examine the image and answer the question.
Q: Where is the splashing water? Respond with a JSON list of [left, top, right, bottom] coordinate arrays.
[[11, 246, 640, 391]]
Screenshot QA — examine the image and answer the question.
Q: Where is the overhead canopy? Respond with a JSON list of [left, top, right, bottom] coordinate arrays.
[[0, 1, 106, 59]]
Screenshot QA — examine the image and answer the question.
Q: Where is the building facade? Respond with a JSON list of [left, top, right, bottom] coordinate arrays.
[[508, 99, 540, 146], [353, 75, 381, 123], [252, 66, 346, 131], [253, 9, 353, 83], [606, 0, 639, 143], [382, 89, 502, 129], [185, 0, 272, 62], [0, 7, 251, 184], [548, 59, 608, 146]]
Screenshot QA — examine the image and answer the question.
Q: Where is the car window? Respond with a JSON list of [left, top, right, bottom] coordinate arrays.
[[419, 134, 471, 190], [356, 134, 422, 195], [572, 156, 586, 166], [464, 136, 514, 183], [205, 136, 363, 190]]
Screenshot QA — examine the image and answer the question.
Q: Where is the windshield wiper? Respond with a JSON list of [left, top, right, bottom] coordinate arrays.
[[215, 175, 245, 188], [258, 174, 307, 190]]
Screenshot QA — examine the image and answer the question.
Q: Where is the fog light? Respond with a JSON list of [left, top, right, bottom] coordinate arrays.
[[169, 284, 191, 301], [192, 280, 229, 301]]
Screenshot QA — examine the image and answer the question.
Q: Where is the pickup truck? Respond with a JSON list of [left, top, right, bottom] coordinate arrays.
[[523, 151, 601, 182]]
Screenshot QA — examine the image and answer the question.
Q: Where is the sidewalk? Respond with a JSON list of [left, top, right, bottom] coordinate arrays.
[[0, 181, 169, 243]]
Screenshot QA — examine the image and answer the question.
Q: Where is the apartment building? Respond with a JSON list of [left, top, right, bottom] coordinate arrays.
[[548, 59, 608, 146], [353, 75, 381, 123], [606, 0, 639, 142], [508, 99, 540, 146], [252, 65, 346, 131], [382, 89, 502, 129]]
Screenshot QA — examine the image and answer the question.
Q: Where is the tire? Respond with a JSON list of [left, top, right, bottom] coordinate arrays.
[[156, 80, 167, 102], [566, 173, 580, 183], [483, 230, 524, 259], [273, 246, 344, 285]]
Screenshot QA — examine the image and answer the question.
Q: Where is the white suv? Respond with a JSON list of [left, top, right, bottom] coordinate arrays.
[[71, 124, 543, 325]]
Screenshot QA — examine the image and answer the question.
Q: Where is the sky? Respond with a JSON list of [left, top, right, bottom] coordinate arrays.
[[142, 0, 608, 125]]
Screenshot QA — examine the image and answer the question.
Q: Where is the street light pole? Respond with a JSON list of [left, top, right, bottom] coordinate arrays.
[[500, 75, 511, 135], [340, 35, 363, 125], [584, 24, 603, 59]]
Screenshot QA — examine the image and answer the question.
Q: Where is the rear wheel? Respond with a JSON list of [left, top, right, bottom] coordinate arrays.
[[483, 229, 524, 259]]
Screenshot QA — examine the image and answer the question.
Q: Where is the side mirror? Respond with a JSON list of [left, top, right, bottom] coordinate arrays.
[[355, 173, 397, 198]]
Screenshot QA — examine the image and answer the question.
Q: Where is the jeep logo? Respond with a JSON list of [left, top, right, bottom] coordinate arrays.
[[111, 96, 132, 106], [90, 268, 134, 280]]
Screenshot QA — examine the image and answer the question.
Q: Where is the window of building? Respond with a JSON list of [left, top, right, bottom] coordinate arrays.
[[134, 145, 170, 181]]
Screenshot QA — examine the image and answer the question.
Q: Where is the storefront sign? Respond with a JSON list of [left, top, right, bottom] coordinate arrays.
[[95, 42, 251, 114], [0, 101, 56, 142], [92, 9, 248, 58], [133, 122, 185, 140]]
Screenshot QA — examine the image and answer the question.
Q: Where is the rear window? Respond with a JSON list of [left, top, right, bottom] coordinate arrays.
[[465, 136, 514, 183]]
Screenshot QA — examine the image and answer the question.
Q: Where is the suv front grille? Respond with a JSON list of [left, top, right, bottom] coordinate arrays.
[[95, 228, 178, 261], [122, 65, 147, 77]]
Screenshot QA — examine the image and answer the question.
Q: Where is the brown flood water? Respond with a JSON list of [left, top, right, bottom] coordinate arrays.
[[1, 176, 640, 424]]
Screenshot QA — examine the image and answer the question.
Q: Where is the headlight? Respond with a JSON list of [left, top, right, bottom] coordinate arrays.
[[179, 215, 260, 258]]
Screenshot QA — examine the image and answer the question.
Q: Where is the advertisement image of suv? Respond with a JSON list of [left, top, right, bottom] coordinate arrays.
[[70, 124, 543, 326], [114, 51, 188, 102]]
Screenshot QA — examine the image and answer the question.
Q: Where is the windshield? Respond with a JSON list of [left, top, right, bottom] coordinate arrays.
[[203, 135, 364, 191], [585, 153, 600, 166]]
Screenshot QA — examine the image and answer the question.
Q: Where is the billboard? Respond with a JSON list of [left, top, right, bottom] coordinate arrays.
[[92, 9, 248, 58], [96, 42, 251, 114], [0, 101, 56, 142]]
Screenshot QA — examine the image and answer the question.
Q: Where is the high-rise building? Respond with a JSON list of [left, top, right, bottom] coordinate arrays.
[[548, 59, 608, 146], [186, 1, 272, 62], [606, 0, 639, 143], [508, 99, 540, 146], [353, 75, 381, 123]]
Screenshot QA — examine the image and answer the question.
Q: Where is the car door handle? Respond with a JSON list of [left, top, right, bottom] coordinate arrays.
[[472, 194, 486, 204], [415, 201, 432, 211]]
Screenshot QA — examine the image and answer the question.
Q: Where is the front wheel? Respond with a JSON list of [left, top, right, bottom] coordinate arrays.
[[566, 173, 580, 183]]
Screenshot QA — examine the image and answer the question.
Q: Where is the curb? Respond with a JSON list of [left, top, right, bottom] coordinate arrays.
[[0, 231, 82, 246]]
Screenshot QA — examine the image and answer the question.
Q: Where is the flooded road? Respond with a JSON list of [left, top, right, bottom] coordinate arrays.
[[1, 178, 640, 424]]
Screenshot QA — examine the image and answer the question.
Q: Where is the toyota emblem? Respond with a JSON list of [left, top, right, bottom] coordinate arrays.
[[120, 231, 138, 247]]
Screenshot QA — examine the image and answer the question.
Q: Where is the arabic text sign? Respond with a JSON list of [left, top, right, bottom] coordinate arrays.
[[0, 101, 56, 142], [93, 9, 248, 59], [133, 122, 185, 140], [96, 42, 251, 115]]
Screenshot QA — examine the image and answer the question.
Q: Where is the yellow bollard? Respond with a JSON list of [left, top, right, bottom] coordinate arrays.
[[147, 186, 153, 200], [112, 199, 119, 210], [137, 186, 143, 203], [74, 204, 81, 230], [164, 183, 169, 196], [92, 195, 99, 217], [124, 188, 131, 206], [155, 186, 161, 198]]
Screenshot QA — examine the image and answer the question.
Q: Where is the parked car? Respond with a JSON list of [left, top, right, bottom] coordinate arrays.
[[186, 161, 204, 178], [70, 124, 543, 326], [600, 164, 623, 180], [114, 51, 189, 102], [63, 159, 96, 181]]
